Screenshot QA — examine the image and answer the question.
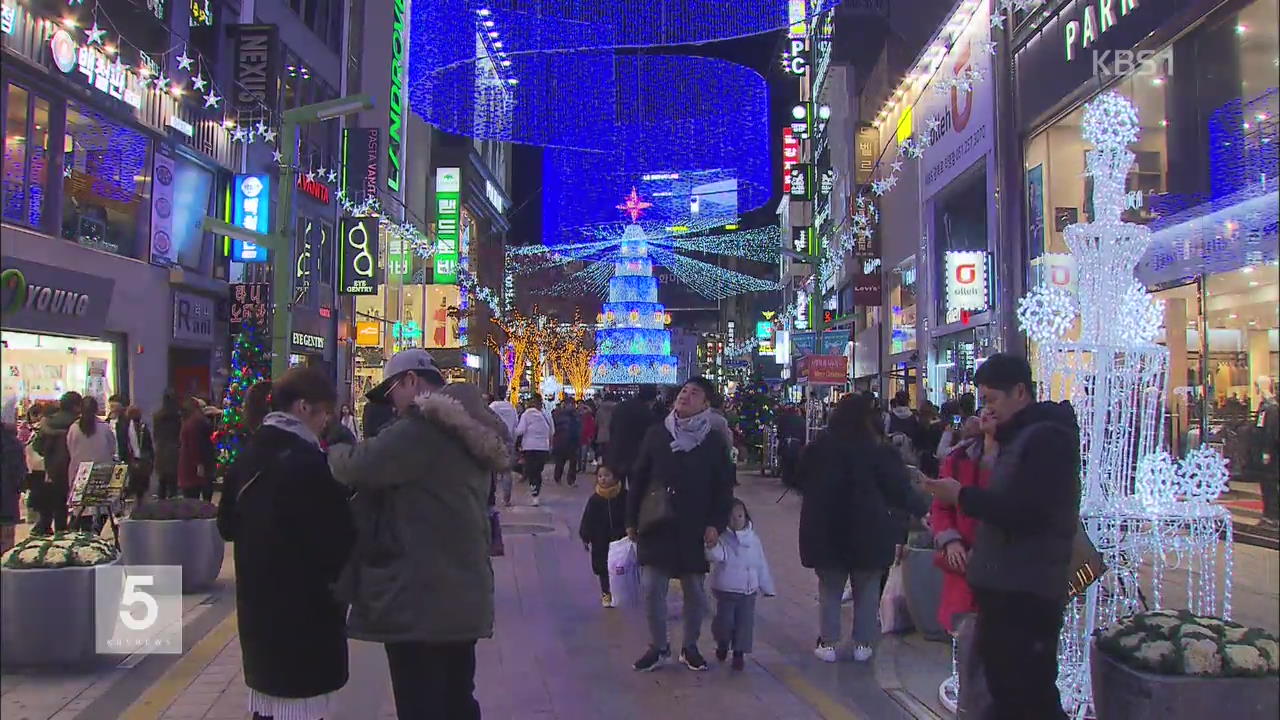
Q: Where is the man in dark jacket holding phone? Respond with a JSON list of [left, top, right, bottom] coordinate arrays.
[[926, 354, 1080, 720]]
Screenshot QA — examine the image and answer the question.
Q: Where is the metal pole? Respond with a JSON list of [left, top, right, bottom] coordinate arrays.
[[269, 116, 299, 379]]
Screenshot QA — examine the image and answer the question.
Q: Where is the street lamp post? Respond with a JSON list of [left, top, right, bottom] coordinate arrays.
[[203, 94, 373, 378]]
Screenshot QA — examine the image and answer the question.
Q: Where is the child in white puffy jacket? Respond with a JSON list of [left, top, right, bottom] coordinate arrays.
[[706, 498, 776, 670]]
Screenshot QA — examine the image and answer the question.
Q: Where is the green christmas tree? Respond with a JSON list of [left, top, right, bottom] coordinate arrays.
[[732, 374, 776, 459], [214, 327, 270, 468]]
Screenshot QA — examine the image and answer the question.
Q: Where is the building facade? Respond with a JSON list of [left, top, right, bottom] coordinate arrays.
[[2, 0, 240, 418]]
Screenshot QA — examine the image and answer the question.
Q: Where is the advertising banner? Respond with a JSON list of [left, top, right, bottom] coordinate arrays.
[[944, 250, 989, 313], [231, 173, 270, 262], [425, 284, 462, 349], [0, 257, 115, 337], [356, 321, 381, 347], [172, 291, 215, 344], [339, 217, 379, 295], [916, 1, 993, 199], [342, 128, 380, 206], [797, 354, 848, 385], [149, 147, 177, 266]]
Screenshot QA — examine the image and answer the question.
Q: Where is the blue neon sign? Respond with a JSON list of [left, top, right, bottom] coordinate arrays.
[[231, 173, 270, 263]]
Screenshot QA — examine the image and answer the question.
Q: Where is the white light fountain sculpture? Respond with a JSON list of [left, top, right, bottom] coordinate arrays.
[[1016, 90, 1234, 718]]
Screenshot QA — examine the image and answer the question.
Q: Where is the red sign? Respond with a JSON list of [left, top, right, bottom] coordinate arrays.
[[782, 128, 800, 192], [297, 174, 331, 204], [797, 354, 848, 385]]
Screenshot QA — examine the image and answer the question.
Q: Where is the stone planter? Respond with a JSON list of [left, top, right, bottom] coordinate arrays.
[[1091, 643, 1280, 720], [118, 518, 224, 593], [1, 561, 119, 668], [900, 547, 946, 640]]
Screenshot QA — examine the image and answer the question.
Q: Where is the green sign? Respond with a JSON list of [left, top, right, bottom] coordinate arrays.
[[433, 167, 461, 283], [387, 0, 406, 192]]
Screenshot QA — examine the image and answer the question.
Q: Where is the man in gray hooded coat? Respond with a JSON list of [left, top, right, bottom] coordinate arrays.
[[328, 349, 511, 720]]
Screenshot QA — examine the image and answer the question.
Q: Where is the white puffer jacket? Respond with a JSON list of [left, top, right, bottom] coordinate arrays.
[[706, 523, 776, 596], [514, 408, 552, 452]]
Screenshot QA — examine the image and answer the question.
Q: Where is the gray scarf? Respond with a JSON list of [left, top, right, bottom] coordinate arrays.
[[665, 408, 713, 453], [261, 411, 321, 449]]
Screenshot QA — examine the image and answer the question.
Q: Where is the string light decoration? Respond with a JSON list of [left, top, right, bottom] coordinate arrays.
[[213, 327, 270, 468], [1016, 91, 1235, 717], [510, 203, 781, 301], [491, 307, 553, 404], [592, 223, 679, 384], [548, 312, 596, 399], [408, 0, 830, 155]]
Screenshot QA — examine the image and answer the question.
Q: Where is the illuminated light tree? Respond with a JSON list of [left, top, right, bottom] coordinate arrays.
[[730, 373, 775, 460], [491, 307, 552, 405], [548, 310, 596, 399], [214, 326, 270, 468]]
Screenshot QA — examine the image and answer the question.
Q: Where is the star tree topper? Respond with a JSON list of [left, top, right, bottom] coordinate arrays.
[[616, 187, 653, 223]]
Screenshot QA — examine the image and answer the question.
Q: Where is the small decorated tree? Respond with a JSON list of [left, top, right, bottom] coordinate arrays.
[[214, 327, 270, 469], [732, 373, 775, 460]]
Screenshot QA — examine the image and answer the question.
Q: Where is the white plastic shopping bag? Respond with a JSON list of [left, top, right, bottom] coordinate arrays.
[[607, 537, 642, 608], [878, 562, 914, 634]]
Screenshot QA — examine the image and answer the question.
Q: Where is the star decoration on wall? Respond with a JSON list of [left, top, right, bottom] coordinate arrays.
[[978, 40, 999, 55], [85, 22, 106, 45], [176, 51, 194, 71], [272, 149, 284, 163], [926, 115, 942, 132], [203, 90, 221, 108], [261, 128, 277, 143], [191, 74, 208, 92], [326, 169, 338, 183]]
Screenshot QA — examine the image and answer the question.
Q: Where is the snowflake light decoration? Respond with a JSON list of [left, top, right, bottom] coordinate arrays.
[[1177, 447, 1231, 504], [1017, 284, 1077, 344], [1134, 451, 1178, 512], [1118, 280, 1165, 346], [1082, 90, 1141, 150]]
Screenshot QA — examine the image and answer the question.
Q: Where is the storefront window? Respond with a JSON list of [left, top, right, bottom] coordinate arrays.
[[933, 164, 989, 325], [2, 84, 51, 229], [61, 102, 152, 258], [0, 331, 119, 411], [889, 258, 917, 355]]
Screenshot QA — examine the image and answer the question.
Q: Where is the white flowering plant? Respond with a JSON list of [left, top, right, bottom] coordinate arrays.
[[1097, 609, 1279, 678], [1, 532, 118, 570]]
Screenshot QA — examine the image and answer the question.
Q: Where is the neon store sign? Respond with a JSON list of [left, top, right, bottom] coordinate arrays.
[[231, 174, 270, 263], [49, 30, 144, 109], [1064, 0, 1142, 61], [434, 167, 461, 283], [387, 0, 407, 193]]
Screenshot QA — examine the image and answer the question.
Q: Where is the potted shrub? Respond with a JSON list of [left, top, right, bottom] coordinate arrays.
[[1092, 609, 1280, 720], [118, 498, 224, 593], [1, 533, 120, 667], [900, 529, 947, 641]]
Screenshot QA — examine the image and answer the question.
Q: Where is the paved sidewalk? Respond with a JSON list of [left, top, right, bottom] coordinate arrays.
[[4, 468, 1275, 719]]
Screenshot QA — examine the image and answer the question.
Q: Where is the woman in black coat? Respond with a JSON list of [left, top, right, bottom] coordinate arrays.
[[217, 368, 355, 720], [624, 377, 734, 671], [798, 393, 928, 662]]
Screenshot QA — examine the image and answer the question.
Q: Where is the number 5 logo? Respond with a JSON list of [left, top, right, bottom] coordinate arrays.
[[119, 575, 159, 631]]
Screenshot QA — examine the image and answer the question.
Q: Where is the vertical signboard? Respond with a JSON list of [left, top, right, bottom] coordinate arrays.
[[433, 167, 461, 283], [150, 146, 177, 266], [339, 217, 379, 295], [782, 128, 800, 193], [230, 25, 280, 116], [231, 174, 270, 262], [229, 282, 271, 335], [342, 128, 379, 206], [387, 0, 407, 193], [944, 250, 989, 313]]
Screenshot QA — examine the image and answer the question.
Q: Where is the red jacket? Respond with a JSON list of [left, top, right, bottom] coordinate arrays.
[[178, 414, 215, 490], [580, 412, 596, 446], [931, 439, 991, 633]]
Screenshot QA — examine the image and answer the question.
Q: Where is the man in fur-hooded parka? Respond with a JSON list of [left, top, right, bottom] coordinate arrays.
[[328, 370, 511, 645]]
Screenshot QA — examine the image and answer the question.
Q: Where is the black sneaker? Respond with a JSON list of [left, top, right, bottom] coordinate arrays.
[[715, 644, 729, 662], [680, 646, 709, 671], [633, 646, 669, 672]]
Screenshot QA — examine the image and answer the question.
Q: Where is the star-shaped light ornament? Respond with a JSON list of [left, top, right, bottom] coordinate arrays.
[[990, 12, 1006, 29], [327, 169, 338, 183], [154, 73, 170, 90], [255, 120, 269, 136], [261, 127, 277, 143], [891, 160, 904, 173], [871, 180, 887, 196], [85, 22, 106, 45], [231, 126, 247, 142], [335, 189, 347, 202], [176, 51, 194, 71], [979, 40, 999, 55], [203, 90, 221, 108], [305, 171, 315, 182], [191, 74, 208, 92], [317, 166, 328, 177], [926, 115, 942, 132], [272, 149, 284, 163]]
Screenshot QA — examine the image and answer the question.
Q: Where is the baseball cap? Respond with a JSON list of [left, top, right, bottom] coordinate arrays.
[[366, 348, 444, 403]]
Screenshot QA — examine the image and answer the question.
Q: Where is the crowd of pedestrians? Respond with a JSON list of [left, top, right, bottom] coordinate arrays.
[[0, 345, 1087, 720]]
